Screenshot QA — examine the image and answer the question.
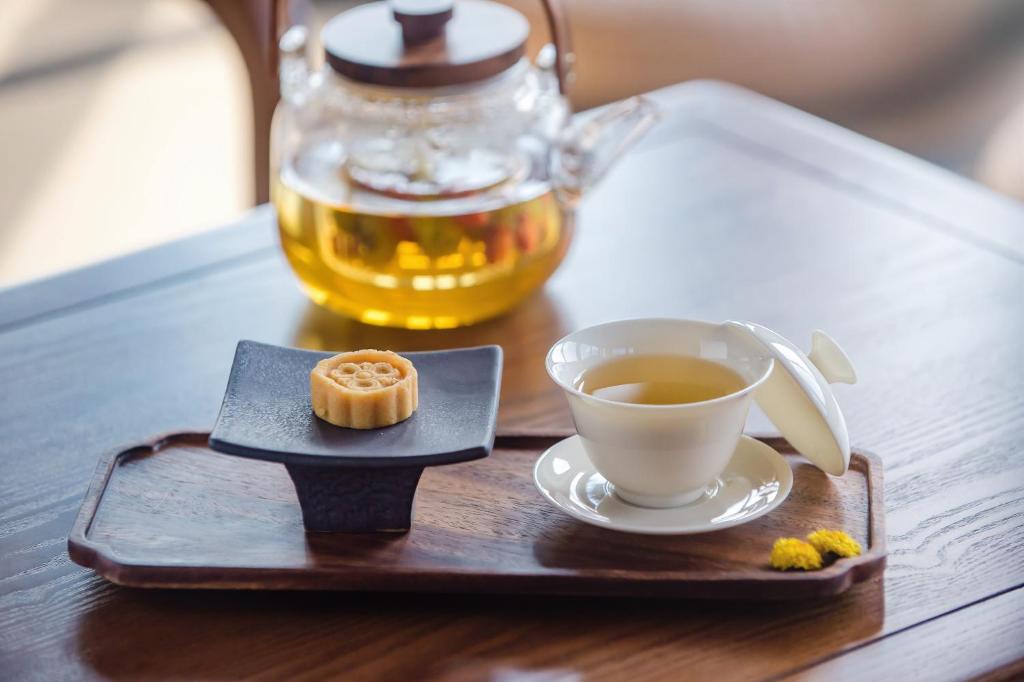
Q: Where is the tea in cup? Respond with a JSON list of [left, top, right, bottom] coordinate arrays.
[[546, 319, 774, 508]]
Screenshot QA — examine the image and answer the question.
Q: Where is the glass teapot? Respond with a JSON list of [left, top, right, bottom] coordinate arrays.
[[272, 0, 657, 329]]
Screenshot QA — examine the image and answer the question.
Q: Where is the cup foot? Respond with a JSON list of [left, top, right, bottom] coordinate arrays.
[[611, 485, 707, 509]]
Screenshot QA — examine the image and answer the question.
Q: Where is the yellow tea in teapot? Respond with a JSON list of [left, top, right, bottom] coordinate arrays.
[[274, 161, 569, 330]]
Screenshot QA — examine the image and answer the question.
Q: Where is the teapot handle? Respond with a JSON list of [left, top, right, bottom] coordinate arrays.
[[537, 0, 574, 95]]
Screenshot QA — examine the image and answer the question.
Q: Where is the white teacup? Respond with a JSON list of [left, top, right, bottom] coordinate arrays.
[[546, 319, 774, 508]]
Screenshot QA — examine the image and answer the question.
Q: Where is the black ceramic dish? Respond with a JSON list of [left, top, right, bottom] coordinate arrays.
[[210, 341, 502, 532]]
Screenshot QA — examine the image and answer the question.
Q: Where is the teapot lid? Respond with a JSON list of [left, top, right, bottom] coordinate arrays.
[[724, 321, 858, 476], [321, 0, 529, 88]]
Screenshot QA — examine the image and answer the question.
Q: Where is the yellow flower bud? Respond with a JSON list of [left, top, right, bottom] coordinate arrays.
[[770, 538, 823, 570], [806, 529, 862, 558]]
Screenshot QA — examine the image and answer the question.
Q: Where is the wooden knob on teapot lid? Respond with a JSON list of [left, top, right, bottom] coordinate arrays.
[[391, 0, 454, 44]]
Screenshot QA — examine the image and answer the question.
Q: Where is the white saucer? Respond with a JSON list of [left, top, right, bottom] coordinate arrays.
[[533, 435, 793, 535]]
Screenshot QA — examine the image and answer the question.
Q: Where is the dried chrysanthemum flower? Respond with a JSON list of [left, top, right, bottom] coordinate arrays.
[[807, 529, 862, 558], [770, 538, 823, 571]]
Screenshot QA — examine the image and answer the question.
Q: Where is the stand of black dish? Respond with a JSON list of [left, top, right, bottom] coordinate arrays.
[[284, 463, 424, 532]]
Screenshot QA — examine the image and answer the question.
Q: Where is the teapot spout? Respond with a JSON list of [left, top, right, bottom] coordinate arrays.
[[552, 96, 659, 206]]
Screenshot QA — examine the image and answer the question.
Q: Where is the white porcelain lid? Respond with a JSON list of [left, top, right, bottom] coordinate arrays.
[[724, 321, 857, 475]]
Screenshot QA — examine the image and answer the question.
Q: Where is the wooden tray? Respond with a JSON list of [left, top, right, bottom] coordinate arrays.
[[68, 433, 885, 599]]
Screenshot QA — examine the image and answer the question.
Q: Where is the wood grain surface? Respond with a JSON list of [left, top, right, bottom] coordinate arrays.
[[783, 586, 1024, 681], [2, 81, 1023, 680], [67, 433, 884, 598]]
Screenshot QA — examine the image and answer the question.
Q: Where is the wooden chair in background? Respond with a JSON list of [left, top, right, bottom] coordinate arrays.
[[203, 0, 304, 204]]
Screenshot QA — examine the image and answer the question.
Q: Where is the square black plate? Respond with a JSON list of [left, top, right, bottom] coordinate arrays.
[[210, 341, 502, 468]]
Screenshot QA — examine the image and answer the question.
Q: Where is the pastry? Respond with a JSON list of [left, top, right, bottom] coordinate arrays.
[[310, 350, 418, 429]]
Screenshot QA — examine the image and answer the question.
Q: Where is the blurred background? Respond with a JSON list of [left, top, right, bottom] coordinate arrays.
[[1, 0, 1022, 288]]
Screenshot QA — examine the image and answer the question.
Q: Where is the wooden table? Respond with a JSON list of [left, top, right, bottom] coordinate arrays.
[[2, 81, 1022, 681]]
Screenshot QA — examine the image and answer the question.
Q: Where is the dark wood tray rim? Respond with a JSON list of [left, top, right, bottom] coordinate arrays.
[[68, 432, 886, 599]]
